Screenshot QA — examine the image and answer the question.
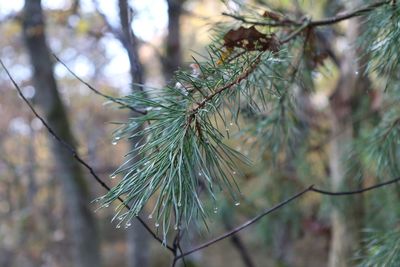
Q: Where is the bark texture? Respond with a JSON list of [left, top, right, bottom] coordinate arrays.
[[22, 1, 101, 266]]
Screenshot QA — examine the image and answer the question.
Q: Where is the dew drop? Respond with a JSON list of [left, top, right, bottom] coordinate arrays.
[[116, 224, 121, 229], [155, 222, 160, 227], [104, 204, 110, 208], [125, 222, 132, 228], [112, 141, 118, 145], [355, 71, 359, 75], [229, 122, 234, 126], [174, 225, 178, 230], [148, 214, 153, 219], [198, 172, 202, 176], [110, 174, 116, 179], [234, 202, 240, 206], [232, 171, 237, 175], [225, 128, 230, 131], [213, 207, 218, 213]]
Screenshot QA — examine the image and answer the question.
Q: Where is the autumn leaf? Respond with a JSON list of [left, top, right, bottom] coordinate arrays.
[[223, 26, 280, 52]]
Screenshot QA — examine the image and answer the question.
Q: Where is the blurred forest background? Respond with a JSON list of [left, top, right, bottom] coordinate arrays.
[[0, 0, 399, 267]]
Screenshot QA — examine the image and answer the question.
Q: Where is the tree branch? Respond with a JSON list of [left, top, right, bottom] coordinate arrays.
[[176, 186, 312, 259], [225, 0, 391, 28], [0, 59, 172, 252], [307, 0, 391, 27], [176, 175, 400, 260], [226, 0, 391, 45], [189, 55, 261, 115], [53, 54, 147, 115]]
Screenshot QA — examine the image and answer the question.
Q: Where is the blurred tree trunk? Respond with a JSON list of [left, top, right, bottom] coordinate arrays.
[[26, 118, 37, 205], [163, 0, 186, 82], [22, 1, 101, 267], [328, 4, 366, 266], [117, 1, 150, 267]]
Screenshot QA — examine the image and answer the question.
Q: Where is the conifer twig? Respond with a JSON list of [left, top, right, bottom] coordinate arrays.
[[190, 55, 262, 115]]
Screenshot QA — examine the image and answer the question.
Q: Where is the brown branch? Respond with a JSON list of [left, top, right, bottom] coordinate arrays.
[[226, 0, 391, 46], [0, 59, 173, 252], [222, 12, 296, 27], [176, 186, 313, 259], [225, 0, 390, 29], [176, 175, 400, 260], [310, 176, 400, 196], [189, 56, 261, 115], [308, 0, 391, 27]]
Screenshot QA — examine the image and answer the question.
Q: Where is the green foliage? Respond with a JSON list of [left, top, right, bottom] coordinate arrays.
[[358, 228, 400, 267], [362, 3, 400, 82], [97, 1, 400, 254], [97, 41, 294, 237]]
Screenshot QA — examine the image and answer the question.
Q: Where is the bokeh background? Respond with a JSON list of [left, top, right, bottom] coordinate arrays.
[[0, 0, 387, 266]]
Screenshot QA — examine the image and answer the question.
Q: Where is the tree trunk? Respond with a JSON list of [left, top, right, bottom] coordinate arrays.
[[117, 1, 150, 266], [328, 4, 366, 265], [22, 1, 101, 266], [163, 0, 185, 82]]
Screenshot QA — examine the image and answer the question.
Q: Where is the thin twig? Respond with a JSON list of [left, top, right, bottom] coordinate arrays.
[[222, 12, 296, 27], [280, 0, 392, 43], [190, 55, 261, 115], [176, 175, 400, 260], [308, 0, 391, 27], [225, 0, 390, 28], [280, 21, 310, 45], [0, 59, 173, 252], [53, 54, 146, 115], [176, 186, 313, 259], [311, 176, 400, 196]]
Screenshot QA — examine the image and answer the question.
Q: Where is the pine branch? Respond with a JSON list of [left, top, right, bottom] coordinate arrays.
[[189, 55, 262, 115], [0, 59, 173, 252]]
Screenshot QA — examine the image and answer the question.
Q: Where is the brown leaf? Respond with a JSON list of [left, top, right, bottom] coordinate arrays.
[[262, 10, 282, 21], [223, 26, 280, 52]]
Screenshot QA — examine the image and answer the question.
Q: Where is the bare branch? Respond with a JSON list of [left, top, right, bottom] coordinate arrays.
[[177, 186, 313, 259], [225, 0, 391, 28], [53, 54, 147, 115], [176, 175, 400, 260], [0, 59, 172, 252], [311, 177, 400, 196]]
